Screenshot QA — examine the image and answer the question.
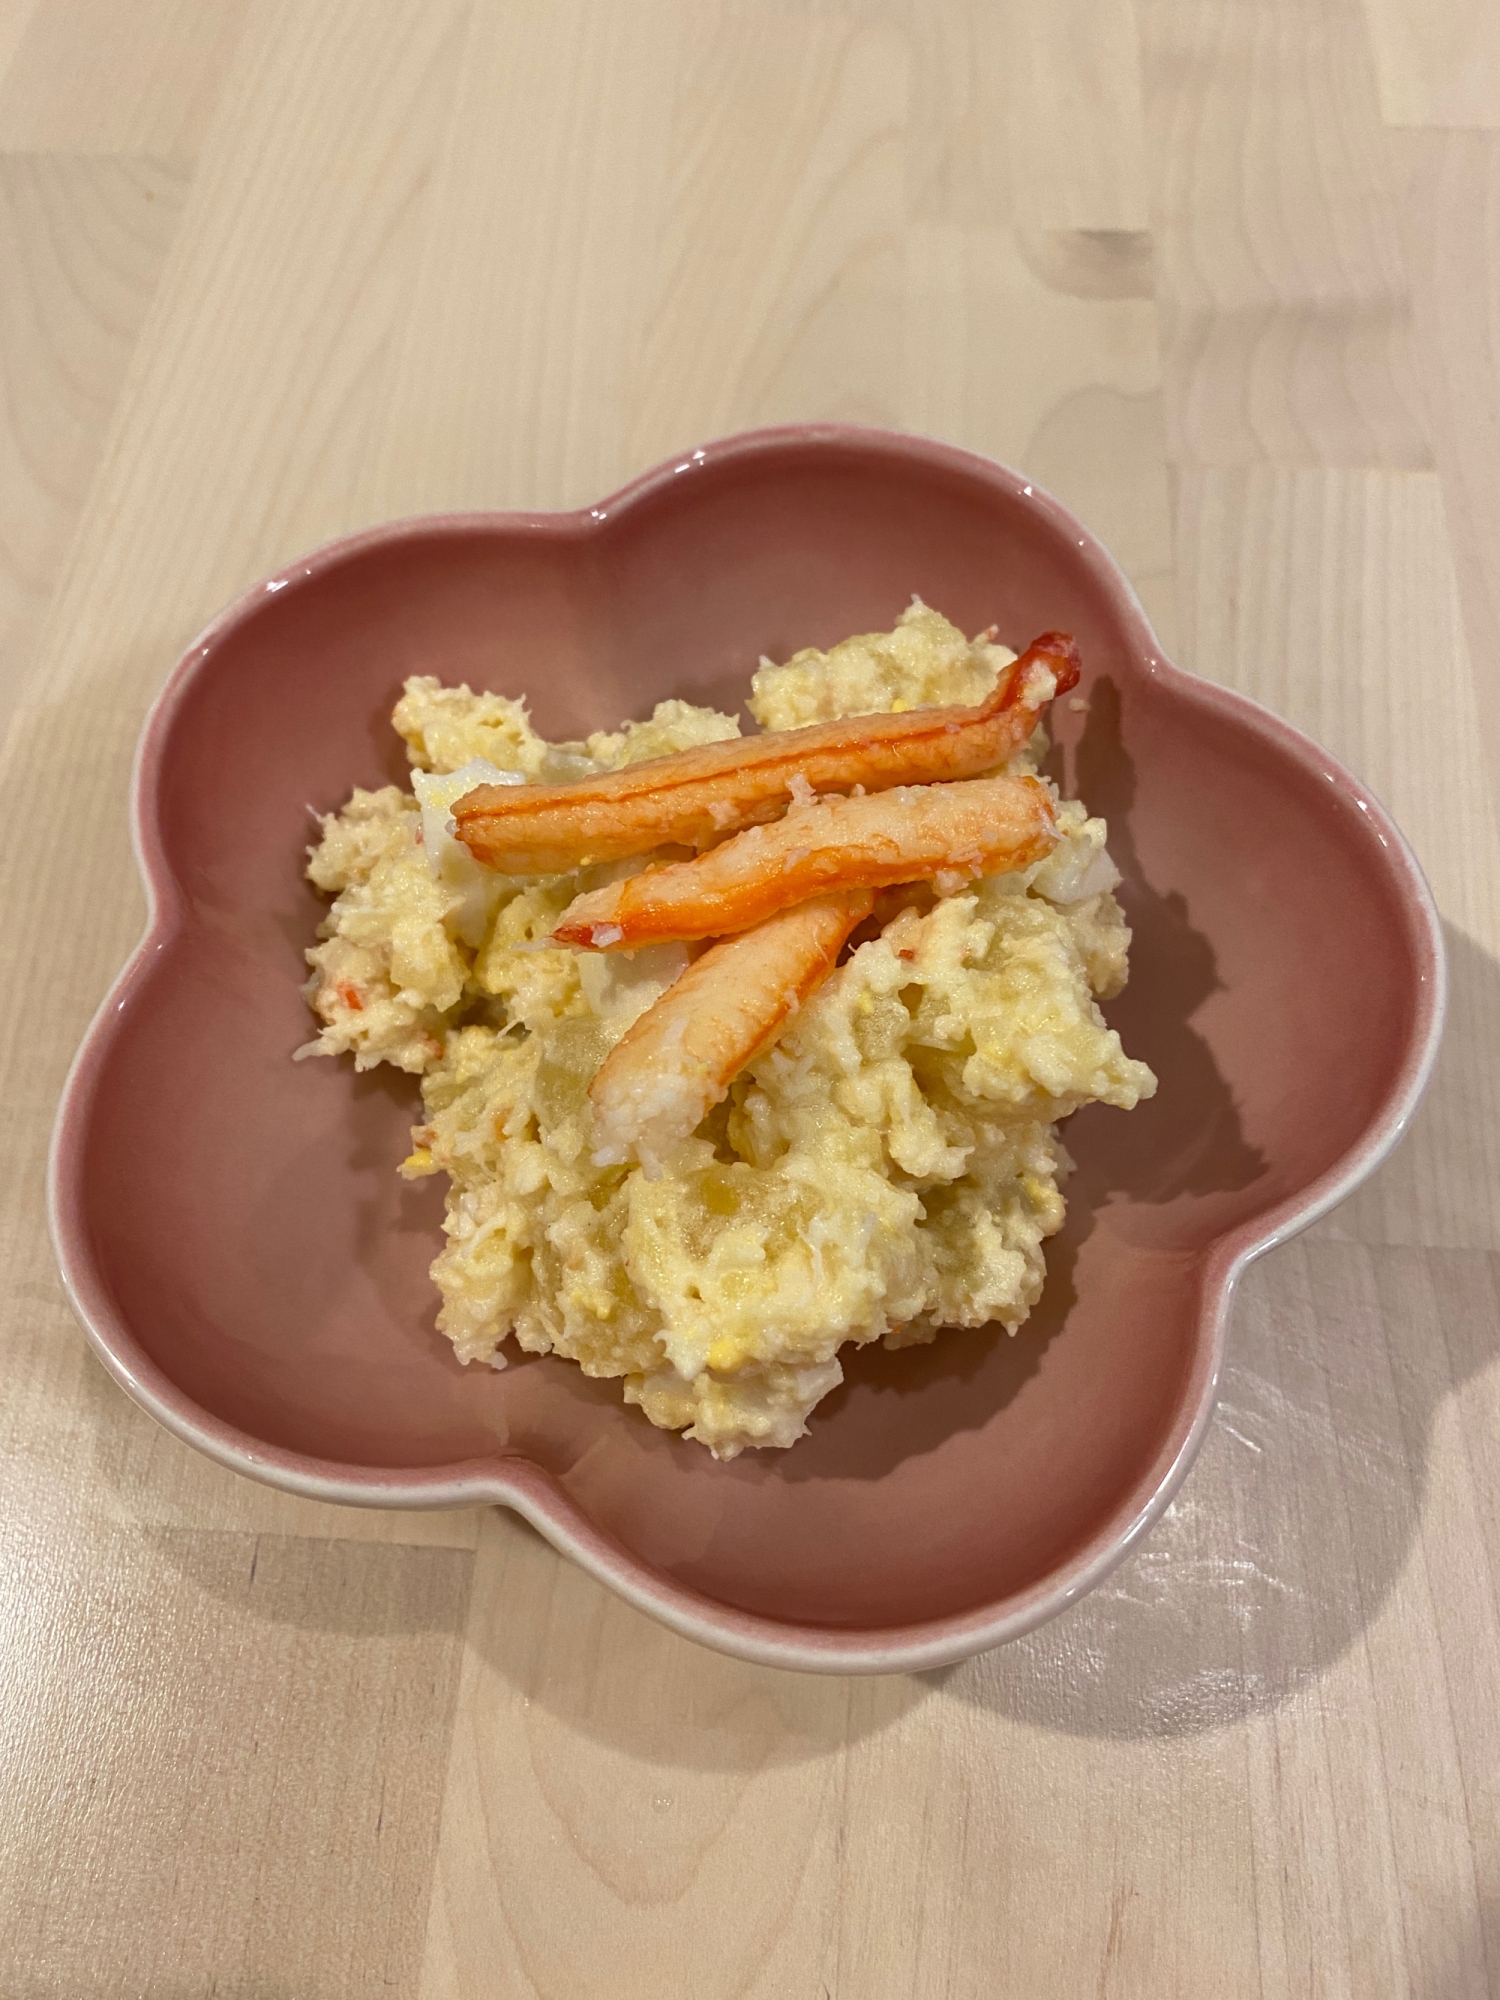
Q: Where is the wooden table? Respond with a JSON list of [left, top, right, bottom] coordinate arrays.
[[3, 1, 1498, 1992]]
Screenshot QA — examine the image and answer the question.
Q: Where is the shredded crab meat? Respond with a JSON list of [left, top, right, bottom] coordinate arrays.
[[589, 889, 875, 1174], [453, 632, 1080, 874], [552, 773, 1059, 950]]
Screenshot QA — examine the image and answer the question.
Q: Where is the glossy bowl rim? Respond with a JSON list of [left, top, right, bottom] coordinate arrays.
[[47, 422, 1447, 1675]]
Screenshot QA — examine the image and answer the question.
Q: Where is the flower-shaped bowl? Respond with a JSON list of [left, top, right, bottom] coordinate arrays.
[[49, 425, 1443, 1672]]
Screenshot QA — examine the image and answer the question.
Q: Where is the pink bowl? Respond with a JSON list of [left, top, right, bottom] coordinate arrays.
[[49, 426, 1443, 1672]]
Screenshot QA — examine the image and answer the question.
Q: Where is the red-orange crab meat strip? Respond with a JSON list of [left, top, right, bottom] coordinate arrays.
[[453, 632, 1080, 874], [588, 890, 876, 1173], [553, 772, 1059, 950]]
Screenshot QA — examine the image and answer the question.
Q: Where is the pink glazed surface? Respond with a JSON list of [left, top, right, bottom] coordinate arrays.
[[49, 427, 1444, 1673]]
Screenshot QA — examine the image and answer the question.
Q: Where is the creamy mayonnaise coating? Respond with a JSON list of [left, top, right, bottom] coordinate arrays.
[[300, 603, 1156, 1456]]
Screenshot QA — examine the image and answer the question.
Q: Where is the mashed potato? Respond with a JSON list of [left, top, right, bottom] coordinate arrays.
[[299, 601, 1155, 1457]]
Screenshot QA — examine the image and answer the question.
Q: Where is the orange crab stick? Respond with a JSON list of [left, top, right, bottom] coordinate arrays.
[[553, 772, 1059, 950], [454, 632, 1080, 874], [589, 889, 876, 1173]]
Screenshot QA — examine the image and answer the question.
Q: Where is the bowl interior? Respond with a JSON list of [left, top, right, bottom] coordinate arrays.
[[71, 437, 1424, 1633]]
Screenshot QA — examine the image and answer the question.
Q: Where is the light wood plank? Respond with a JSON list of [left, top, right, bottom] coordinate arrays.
[[1006, 0, 1150, 232], [1175, 466, 1500, 1249], [0, 0, 39, 91], [0, 0, 468, 1057], [834, 1677, 1262, 1996], [0, 155, 185, 741], [0, 0, 252, 160], [906, 3, 1170, 629], [629, 7, 908, 462], [1138, 0, 1429, 468], [0, 4, 476, 1606], [940, 1240, 1499, 1999], [901, 217, 1177, 646], [1398, 131, 1500, 798], [1362, 0, 1500, 130], [884, 0, 1149, 234], [369, 2, 1172, 619], [1362, 1249, 1500, 1993], [0, 1521, 472, 1991], [369, 0, 686, 516], [419, 1511, 852, 2000]]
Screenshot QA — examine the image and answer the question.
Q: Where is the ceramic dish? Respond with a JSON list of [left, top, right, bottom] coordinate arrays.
[[49, 425, 1444, 1674]]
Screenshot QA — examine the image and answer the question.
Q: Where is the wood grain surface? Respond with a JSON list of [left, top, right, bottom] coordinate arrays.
[[1, 1, 1496, 1993]]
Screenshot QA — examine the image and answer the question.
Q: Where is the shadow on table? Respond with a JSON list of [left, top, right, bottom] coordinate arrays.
[[462, 1511, 925, 1770], [933, 920, 1499, 1742]]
